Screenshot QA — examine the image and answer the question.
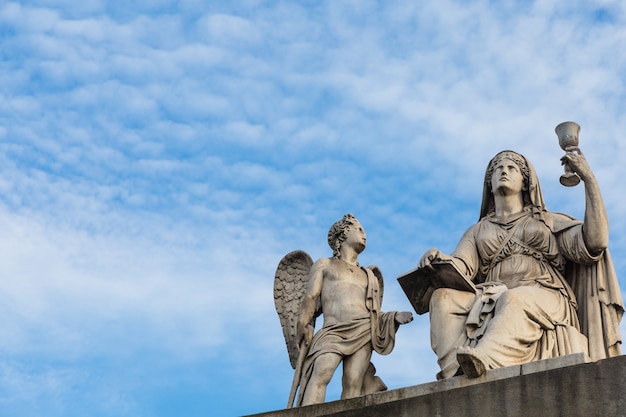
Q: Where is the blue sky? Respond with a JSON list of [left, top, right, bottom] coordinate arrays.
[[1, 1, 626, 416]]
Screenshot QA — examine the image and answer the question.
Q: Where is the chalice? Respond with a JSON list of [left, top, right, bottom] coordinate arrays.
[[555, 121, 581, 187]]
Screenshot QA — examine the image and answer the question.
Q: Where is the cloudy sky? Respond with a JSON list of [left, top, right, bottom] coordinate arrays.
[[1, 1, 626, 416]]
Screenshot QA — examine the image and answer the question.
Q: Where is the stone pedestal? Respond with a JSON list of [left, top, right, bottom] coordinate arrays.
[[248, 354, 626, 417]]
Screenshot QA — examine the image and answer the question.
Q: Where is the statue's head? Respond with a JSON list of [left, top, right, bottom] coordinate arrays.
[[328, 213, 358, 258], [485, 150, 530, 195], [480, 150, 547, 219]]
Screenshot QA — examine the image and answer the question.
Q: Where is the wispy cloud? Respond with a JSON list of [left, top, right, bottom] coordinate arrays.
[[1, 1, 626, 415]]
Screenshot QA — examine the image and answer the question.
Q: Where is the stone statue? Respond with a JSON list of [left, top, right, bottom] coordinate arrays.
[[274, 214, 413, 407], [400, 148, 623, 380]]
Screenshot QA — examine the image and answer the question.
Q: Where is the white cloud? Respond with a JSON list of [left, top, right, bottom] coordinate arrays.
[[1, 1, 626, 415]]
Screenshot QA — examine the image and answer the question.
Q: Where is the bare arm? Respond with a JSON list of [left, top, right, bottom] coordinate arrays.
[[563, 149, 609, 254], [296, 259, 326, 348]]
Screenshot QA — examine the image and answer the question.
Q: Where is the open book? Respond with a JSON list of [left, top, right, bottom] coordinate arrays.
[[397, 259, 476, 315]]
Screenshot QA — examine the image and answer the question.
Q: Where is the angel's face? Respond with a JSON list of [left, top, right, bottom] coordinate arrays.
[[345, 220, 366, 253]]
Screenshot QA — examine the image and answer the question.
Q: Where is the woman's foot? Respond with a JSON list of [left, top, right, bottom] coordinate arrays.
[[456, 347, 487, 378]]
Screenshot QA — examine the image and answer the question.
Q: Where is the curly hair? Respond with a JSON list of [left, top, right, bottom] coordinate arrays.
[[327, 213, 357, 259]]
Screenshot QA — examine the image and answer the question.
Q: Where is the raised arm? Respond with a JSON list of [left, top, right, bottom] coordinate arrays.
[[563, 149, 609, 254]]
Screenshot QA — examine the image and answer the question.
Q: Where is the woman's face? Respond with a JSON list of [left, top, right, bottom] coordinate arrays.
[[491, 157, 525, 196]]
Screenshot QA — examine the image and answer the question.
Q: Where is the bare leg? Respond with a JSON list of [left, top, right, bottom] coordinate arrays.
[[301, 352, 342, 406], [341, 343, 372, 399]]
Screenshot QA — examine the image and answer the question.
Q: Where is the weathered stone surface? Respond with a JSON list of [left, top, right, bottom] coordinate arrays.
[[401, 146, 623, 380], [248, 354, 625, 417], [274, 214, 413, 407], [520, 352, 589, 375]]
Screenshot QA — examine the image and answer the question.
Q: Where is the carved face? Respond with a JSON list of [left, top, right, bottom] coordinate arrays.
[[490, 157, 525, 196], [344, 220, 367, 253]]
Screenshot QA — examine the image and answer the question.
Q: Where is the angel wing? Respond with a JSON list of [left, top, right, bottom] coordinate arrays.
[[274, 250, 319, 369]]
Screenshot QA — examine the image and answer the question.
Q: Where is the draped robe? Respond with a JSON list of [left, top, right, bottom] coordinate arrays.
[[296, 267, 399, 405], [431, 207, 623, 379]]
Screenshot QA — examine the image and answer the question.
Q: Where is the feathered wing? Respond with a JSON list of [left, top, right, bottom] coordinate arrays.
[[274, 250, 317, 369]]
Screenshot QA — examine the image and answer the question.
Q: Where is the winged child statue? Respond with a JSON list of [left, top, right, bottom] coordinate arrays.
[[274, 213, 413, 408]]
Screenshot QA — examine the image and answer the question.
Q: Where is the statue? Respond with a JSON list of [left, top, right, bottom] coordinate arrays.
[[274, 214, 413, 407], [399, 142, 623, 380]]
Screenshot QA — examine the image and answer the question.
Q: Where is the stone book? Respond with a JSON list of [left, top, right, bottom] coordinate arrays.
[[397, 259, 476, 315]]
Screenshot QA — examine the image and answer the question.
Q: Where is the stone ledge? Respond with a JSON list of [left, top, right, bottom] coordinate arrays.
[[248, 354, 623, 417]]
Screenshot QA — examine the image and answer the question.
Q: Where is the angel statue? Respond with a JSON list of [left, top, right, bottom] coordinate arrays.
[[274, 213, 413, 408], [401, 149, 623, 380]]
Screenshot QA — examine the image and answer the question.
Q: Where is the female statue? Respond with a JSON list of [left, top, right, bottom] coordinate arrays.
[[419, 150, 623, 379]]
